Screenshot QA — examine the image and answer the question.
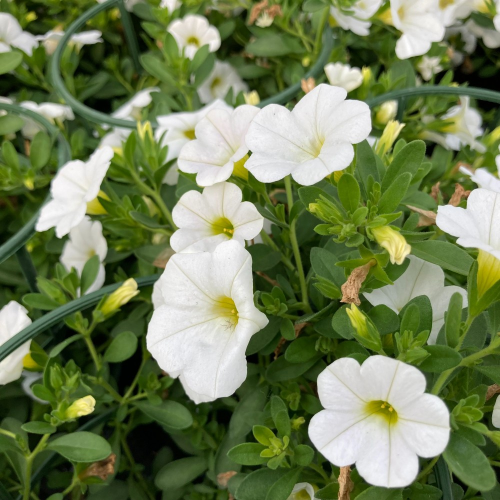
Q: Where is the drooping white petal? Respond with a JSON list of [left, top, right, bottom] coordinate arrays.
[[493, 397, 500, 428]]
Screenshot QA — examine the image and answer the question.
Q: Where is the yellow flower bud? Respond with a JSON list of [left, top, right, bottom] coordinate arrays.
[[362, 67, 372, 85], [86, 190, 110, 215], [375, 101, 398, 126], [137, 121, 154, 141], [233, 154, 249, 180], [376, 120, 405, 157], [485, 126, 500, 146], [23, 353, 41, 371], [371, 226, 411, 265], [25, 12, 37, 23], [101, 278, 139, 316], [244, 91, 260, 106], [66, 396, 96, 419], [346, 303, 369, 337]]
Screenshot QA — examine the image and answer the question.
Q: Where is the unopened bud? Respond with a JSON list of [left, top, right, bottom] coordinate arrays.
[[371, 226, 411, 265], [66, 396, 96, 419], [100, 278, 139, 316]]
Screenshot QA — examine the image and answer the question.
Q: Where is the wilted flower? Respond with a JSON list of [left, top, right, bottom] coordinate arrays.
[[0, 302, 32, 385], [66, 396, 96, 419], [147, 241, 268, 403], [36, 147, 114, 238], [308, 356, 450, 488], [371, 226, 411, 265]]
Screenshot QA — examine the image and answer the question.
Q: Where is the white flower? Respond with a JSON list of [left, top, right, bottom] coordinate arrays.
[[375, 100, 398, 125], [171, 182, 264, 253], [36, 30, 103, 55], [60, 217, 107, 294], [168, 15, 220, 60], [0, 13, 38, 56], [20, 101, 74, 139], [178, 104, 259, 187], [466, 19, 500, 48], [111, 88, 159, 121], [324, 63, 363, 92], [99, 128, 131, 149], [160, 0, 180, 12], [446, 23, 477, 66], [329, 0, 383, 36], [364, 256, 468, 343], [440, 96, 485, 153], [437, 188, 500, 296], [147, 240, 268, 403], [287, 483, 316, 500], [155, 99, 233, 185], [308, 356, 450, 488], [493, 396, 500, 428], [0, 301, 32, 385], [460, 166, 500, 193], [436, 0, 474, 27], [198, 60, 248, 104], [390, 0, 445, 59], [417, 56, 444, 81], [36, 146, 114, 238], [245, 84, 371, 186]]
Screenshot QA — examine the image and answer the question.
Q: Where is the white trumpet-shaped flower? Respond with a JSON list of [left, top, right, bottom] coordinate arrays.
[[171, 182, 264, 253], [390, 0, 445, 59], [460, 165, 500, 193], [364, 256, 468, 343], [60, 217, 108, 294], [245, 84, 371, 186], [111, 88, 159, 121], [287, 483, 316, 500], [36, 146, 114, 238], [437, 188, 500, 296], [178, 105, 259, 187], [324, 63, 363, 92], [330, 0, 383, 36], [147, 240, 268, 404], [36, 30, 103, 55], [198, 60, 248, 104], [309, 356, 450, 488], [0, 13, 38, 56], [155, 99, 232, 185], [0, 301, 32, 385], [168, 15, 221, 60], [436, 0, 474, 27], [20, 101, 74, 139]]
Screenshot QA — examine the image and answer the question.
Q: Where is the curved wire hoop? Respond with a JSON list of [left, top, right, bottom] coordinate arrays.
[[50, 0, 334, 127], [0, 103, 71, 265]]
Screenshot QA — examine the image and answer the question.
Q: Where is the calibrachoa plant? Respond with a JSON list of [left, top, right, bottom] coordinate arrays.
[[2, 1, 500, 500]]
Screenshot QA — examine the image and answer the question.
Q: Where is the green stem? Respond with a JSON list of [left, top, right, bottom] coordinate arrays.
[[122, 348, 149, 404], [99, 378, 124, 404], [82, 333, 101, 372], [259, 230, 296, 272], [417, 456, 440, 482], [23, 434, 50, 500], [314, 8, 330, 56], [0, 428, 17, 440], [308, 462, 330, 483], [284, 176, 311, 313]]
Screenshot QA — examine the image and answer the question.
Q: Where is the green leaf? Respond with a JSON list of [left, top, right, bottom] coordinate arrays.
[[266, 355, 321, 382], [80, 255, 101, 295], [443, 432, 496, 491], [399, 295, 432, 335], [21, 422, 57, 434], [104, 331, 138, 363], [236, 469, 289, 500], [418, 345, 462, 372], [445, 292, 464, 348], [129, 210, 167, 229], [30, 131, 52, 169], [356, 140, 379, 189], [270, 396, 291, 437], [155, 456, 208, 490], [227, 443, 268, 465], [0, 114, 24, 135], [23, 293, 61, 311], [280, 319, 295, 341], [245, 35, 304, 57], [135, 401, 192, 430], [47, 432, 111, 462], [140, 54, 176, 86], [189, 44, 210, 73], [285, 337, 318, 363], [253, 425, 275, 446], [0, 51, 23, 75], [247, 244, 281, 271], [310, 247, 345, 288], [472, 364, 500, 384], [265, 467, 302, 500], [49, 334, 81, 358], [356, 487, 403, 499], [294, 444, 314, 466], [411, 240, 473, 276], [337, 173, 360, 213], [368, 305, 399, 335], [382, 140, 425, 191], [378, 172, 412, 213]]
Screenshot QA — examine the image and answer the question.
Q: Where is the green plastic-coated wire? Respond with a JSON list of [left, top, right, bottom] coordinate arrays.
[[0, 103, 71, 265], [0, 275, 159, 362]]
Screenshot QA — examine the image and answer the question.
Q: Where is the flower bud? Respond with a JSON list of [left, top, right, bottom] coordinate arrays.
[[371, 226, 411, 265], [346, 304, 382, 352], [86, 190, 110, 215], [376, 120, 405, 157], [244, 91, 260, 106], [375, 101, 398, 125], [66, 396, 96, 419], [137, 120, 154, 142], [100, 278, 139, 316]]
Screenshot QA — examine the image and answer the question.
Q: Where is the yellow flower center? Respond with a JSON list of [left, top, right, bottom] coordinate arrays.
[[292, 490, 312, 500], [211, 77, 221, 91], [184, 129, 196, 140], [86, 190, 110, 215], [211, 217, 235, 237], [366, 400, 399, 425], [187, 36, 200, 46], [213, 296, 239, 330], [439, 0, 455, 8], [477, 250, 500, 297]]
